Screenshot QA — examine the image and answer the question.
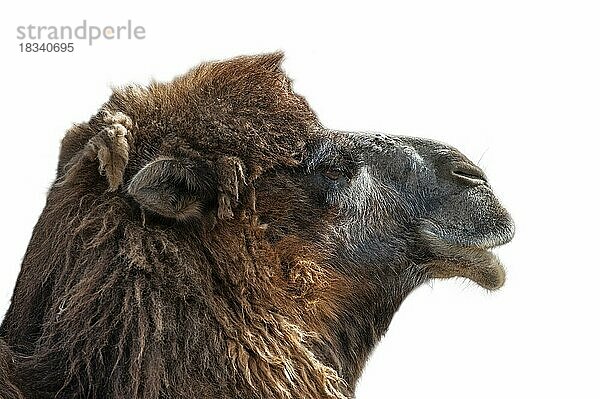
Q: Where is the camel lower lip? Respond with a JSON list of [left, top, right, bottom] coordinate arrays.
[[419, 229, 508, 290], [446, 247, 505, 290]]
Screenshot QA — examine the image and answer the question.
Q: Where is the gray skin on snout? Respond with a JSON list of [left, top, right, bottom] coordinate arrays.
[[292, 131, 515, 291]]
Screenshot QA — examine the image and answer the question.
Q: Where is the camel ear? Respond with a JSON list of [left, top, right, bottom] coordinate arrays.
[[127, 158, 217, 221], [60, 110, 131, 191]]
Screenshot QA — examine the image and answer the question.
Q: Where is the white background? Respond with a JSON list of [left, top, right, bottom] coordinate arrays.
[[1, 1, 599, 398]]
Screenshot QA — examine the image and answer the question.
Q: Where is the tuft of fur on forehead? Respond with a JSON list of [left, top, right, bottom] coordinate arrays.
[[111, 53, 313, 173]]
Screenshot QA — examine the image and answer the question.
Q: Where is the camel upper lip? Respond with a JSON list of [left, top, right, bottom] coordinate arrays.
[[418, 218, 515, 251]]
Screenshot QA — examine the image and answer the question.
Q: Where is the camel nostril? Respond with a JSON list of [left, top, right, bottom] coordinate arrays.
[[451, 164, 487, 185]]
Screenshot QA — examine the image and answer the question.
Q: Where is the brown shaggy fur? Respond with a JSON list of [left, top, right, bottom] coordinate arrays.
[[0, 341, 24, 399], [0, 53, 350, 399], [0, 52, 514, 398]]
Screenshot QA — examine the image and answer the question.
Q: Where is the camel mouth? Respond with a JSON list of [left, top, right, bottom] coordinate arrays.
[[418, 227, 512, 290]]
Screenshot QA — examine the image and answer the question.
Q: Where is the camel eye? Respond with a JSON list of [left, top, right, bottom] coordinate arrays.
[[321, 166, 344, 181]]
